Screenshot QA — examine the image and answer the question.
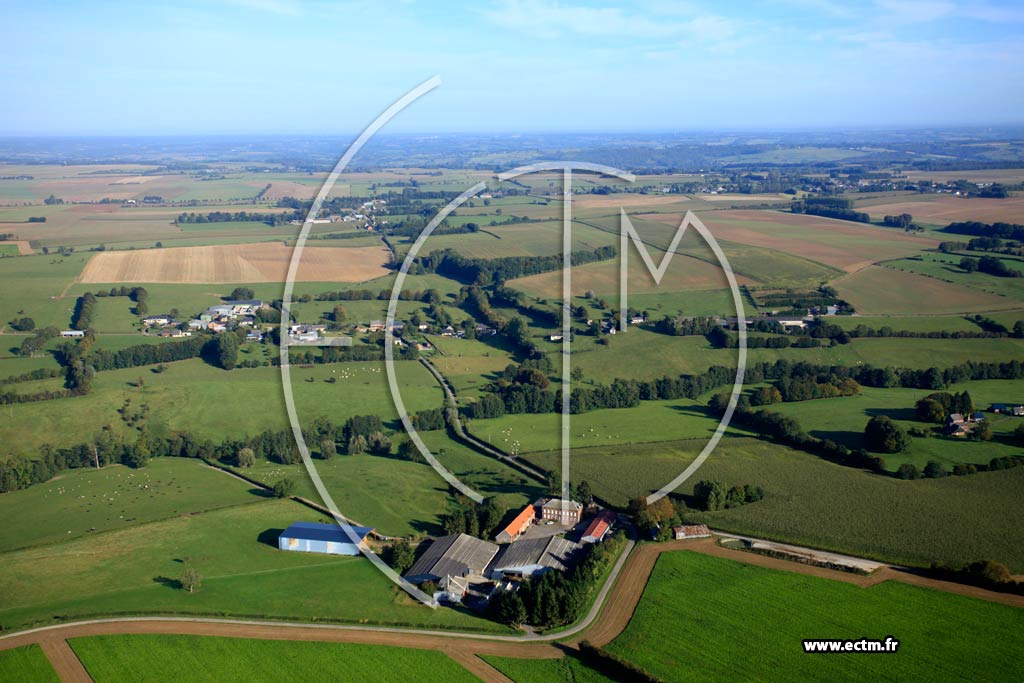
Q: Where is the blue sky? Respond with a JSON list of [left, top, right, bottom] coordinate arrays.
[[2, 0, 1023, 134]]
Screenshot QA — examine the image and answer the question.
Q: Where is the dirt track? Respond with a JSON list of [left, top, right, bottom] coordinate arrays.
[[4, 538, 1022, 682]]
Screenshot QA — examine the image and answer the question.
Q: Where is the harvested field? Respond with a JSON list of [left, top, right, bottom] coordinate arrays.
[[834, 265, 1019, 315], [1, 241, 33, 255], [261, 181, 318, 200], [79, 243, 391, 283], [640, 210, 936, 272], [858, 196, 1024, 226]]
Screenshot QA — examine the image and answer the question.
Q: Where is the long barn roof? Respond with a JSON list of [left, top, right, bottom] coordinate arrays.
[[280, 521, 374, 544]]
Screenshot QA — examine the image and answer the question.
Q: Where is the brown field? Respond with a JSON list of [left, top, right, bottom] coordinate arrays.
[[262, 181, 318, 200], [79, 243, 391, 284], [834, 265, 1019, 315], [904, 169, 1024, 184], [640, 210, 938, 273], [858, 196, 1024, 226], [5, 240, 34, 255]]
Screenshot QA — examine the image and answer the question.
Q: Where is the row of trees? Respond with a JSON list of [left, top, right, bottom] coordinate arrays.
[[960, 255, 1022, 278], [419, 245, 616, 285], [945, 221, 1024, 241]]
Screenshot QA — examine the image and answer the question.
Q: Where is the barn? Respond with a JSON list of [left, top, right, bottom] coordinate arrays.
[[277, 521, 374, 556]]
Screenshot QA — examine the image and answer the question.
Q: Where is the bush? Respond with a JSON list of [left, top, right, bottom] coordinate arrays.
[[272, 478, 296, 498], [9, 317, 35, 332], [864, 415, 910, 453]]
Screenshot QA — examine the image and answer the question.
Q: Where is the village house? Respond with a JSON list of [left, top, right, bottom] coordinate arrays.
[[494, 505, 536, 544], [535, 498, 583, 526], [580, 509, 616, 544], [142, 314, 173, 327]]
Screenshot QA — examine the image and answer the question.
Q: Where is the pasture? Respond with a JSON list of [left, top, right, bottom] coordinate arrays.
[[79, 243, 391, 284], [607, 551, 1024, 682], [483, 655, 614, 683], [883, 254, 1024, 301], [835, 266, 1020, 315], [70, 635, 480, 683], [0, 645, 58, 683], [0, 498, 503, 634], [526, 436, 1024, 570], [0, 360, 441, 458], [0, 458, 262, 552]]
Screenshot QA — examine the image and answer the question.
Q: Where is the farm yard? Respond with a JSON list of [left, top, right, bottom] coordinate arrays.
[[607, 551, 1024, 682]]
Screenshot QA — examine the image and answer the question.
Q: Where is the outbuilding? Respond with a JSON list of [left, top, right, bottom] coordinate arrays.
[[277, 521, 374, 556]]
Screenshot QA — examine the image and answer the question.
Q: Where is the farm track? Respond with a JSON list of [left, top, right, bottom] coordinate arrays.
[[6, 536, 1023, 682]]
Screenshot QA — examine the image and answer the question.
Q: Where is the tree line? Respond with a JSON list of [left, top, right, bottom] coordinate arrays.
[[417, 245, 616, 285]]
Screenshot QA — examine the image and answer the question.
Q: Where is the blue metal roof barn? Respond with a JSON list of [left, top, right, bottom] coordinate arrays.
[[278, 522, 374, 556]]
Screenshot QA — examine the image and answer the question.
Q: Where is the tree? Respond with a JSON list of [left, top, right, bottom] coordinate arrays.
[[864, 416, 910, 453], [236, 447, 256, 468], [896, 463, 920, 480], [273, 478, 296, 498], [915, 398, 946, 423], [230, 287, 255, 301], [319, 437, 337, 459], [134, 299, 149, 317], [488, 589, 526, 626], [387, 539, 415, 574], [397, 439, 424, 463], [693, 480, 727, 511], [332, 304, 347, 324], [216, 333, 239, 370], [923, 460, 947, 478], [10, 317, 35, 332], [970, 421, 993, 442], [750, 386, 782, 406], [347, 433, 368, 454], [180, 566, 202, 593]]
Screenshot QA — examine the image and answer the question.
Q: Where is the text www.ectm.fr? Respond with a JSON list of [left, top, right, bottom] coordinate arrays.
[[803, 637, 900, 653]]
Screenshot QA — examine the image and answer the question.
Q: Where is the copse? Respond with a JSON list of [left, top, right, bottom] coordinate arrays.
[[864, 415, 910, 453]]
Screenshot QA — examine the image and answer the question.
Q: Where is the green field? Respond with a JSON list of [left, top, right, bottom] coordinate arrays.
[[0, 458, 263, 552], [607, 551, 1024, 682], [758, 379, 1024, 470], [885, 253, 1024, 301], [0, 359, 441, 458], [0, 645, 58, 683], [70, 635, 479, 683], [483, 655, 614, 683], [0, 498, 503, 634], [525, 436, 1024, 570]]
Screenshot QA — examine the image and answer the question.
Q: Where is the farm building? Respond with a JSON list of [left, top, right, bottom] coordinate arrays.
[[494, 505, 536, 543], [277, 521, 374, 556], [60, 330, 85, 338], [673, 524, 712, 540], [404, 533, 499, 585], [991, 403, 1007, 413], [536, 498, 583, 526], [580, 510, 616, 544], [489, 536, 581, 581]]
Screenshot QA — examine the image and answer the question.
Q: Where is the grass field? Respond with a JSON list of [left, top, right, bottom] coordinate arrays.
[[228, 429, 541, 537], [525, 436, 1024, 570], [0, 360, 441, 458], [883, 253, 1024, 301], [835, 266, 1020, 315], [857, 195, 1024, 226], [0, 498, 503, 634], [482, 655, 614, 683], [607, 551, 1024, 682], [70, 635, 480, 683], [0, 253, 90, 331], [0, 645, 58, 683], [0, 458, 263, 552], [758, 379, 1024, 471]]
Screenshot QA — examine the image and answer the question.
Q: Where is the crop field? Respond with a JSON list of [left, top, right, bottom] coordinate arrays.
[[0, 360, 441, 458], [857, 195, 1024, 226], [829, 314, 995, 332], [0, 645, 58, 683], [79, 243, 392, 284], [0, 244, 20, 256], [760, 379, 1024, 470], [0, 458, 263, 552], [835, 265, 1020, 314], [527, 436, 1024, 569], [0, 498, 503, 634], [607, 551, 1024, 682], [883, 254, 1024, 301], [639, 209, 938, 272], [70, 635, 480, 683], [483, 655, 614, 683]]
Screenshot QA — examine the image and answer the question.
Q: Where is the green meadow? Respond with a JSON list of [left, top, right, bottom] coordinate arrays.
[[608, 551, 1024, 682], [0, 645, 58, 683]]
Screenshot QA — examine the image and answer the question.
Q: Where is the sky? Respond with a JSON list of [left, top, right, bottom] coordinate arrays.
[[2, 0, 1023, 135]]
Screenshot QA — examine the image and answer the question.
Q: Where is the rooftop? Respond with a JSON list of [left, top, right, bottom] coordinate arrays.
[[279, 521, 374, 544], [404, 533, 499, 582], [492, 536, 581, 574]]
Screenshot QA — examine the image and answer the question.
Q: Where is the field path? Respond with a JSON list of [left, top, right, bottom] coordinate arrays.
[[38, 636, 92, 682], [5, 535, 1023, 682]]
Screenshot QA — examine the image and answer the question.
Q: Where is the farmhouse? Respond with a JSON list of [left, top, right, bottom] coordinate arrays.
[[60, 330, 85, 338], [277, 521, 374, 556], [404, 533, 499, 585], [536, 498, 583, 526], [580, 509, 616, 544], [1013, 406, 1024, 417], [673, 524, 712, 540], [489, 536, 581, 580], [142, 314, 173, 327], [494, 505, 536, 543]]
